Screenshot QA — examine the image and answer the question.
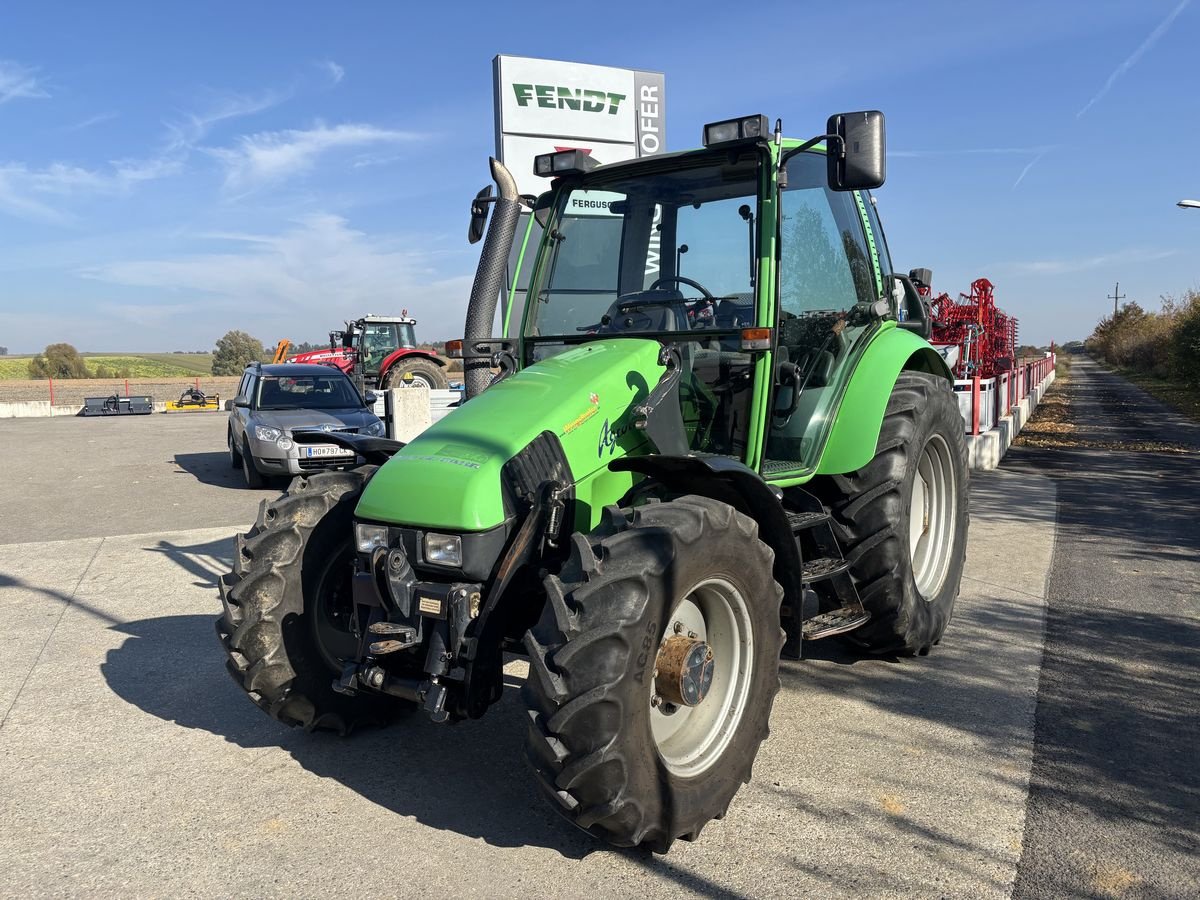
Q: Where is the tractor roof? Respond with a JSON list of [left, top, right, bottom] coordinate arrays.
[[356, 314, 416, 324]]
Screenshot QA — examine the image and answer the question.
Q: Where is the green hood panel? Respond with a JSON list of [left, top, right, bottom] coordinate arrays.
[[355, 339, 662, 531]]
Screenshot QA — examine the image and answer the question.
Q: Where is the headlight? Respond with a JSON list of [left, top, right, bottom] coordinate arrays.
[[276, 438, 294, 451], [355, 523, 389, 553], [424, 533, 462, 568], [255, 425, 282, 442], [364, 420, 384, 436]]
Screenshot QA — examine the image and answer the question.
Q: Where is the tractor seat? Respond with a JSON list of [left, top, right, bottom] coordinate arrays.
[[715, 294, 754, 328]]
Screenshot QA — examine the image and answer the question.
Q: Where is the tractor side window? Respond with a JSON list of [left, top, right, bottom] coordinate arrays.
[[670, 197, 754, 299], [779, 154, 875, 315]]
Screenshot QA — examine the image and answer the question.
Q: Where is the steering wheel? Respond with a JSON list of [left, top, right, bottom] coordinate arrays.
[[648, 275, 715, 299]]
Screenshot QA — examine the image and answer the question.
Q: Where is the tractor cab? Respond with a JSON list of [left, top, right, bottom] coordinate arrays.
[[473, 111, 935, 483]]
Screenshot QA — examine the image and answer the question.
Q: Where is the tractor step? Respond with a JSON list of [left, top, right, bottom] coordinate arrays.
[[787, 509, 830, 531], [802, 607, 871, 641], [801, 557, 851, 582]]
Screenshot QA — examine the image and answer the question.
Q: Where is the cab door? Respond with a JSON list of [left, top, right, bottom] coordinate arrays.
[[762, 151, 880, 479]]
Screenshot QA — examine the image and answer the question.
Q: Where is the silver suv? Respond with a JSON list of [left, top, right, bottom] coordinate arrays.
[[227, 363, 385, 488]]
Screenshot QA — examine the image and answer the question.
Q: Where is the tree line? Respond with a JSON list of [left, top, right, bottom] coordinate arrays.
[[19, 333, 331, 379], [25, 343, 133, 379], [1086, 289, 1200, 386]]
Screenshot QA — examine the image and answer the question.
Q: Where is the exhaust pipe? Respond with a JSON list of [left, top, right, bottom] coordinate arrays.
[[464, 158, 521, 400]]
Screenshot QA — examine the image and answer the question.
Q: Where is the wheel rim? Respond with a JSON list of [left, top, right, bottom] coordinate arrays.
[[650, 577, 754, 778], [404, 372, 434, 388], [909, 433, 956, 599], [310, 539, 360, 672]]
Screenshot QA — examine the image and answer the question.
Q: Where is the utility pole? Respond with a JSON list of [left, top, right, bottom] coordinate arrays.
[[1107, 281, 1126, 316]]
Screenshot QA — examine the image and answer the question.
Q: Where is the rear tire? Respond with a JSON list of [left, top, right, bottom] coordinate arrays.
[[523, 496, 784, 852], [383, 358, 449, 390], [216, 467, 410, 732], [812, 372, 969, 655]]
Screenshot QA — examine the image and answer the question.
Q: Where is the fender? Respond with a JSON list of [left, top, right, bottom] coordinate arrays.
[[816, 326, 953, 476], [379, 348, 446, 378], [609, 455, 803, 608]]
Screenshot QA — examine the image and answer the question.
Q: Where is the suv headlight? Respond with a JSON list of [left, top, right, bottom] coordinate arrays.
[[364, 420, 384, 436], [424, 533, 462, 568], [255, 425, 283, 442]]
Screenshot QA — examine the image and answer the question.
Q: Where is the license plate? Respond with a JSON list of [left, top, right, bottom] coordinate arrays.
[[304, 445, 354, 458]]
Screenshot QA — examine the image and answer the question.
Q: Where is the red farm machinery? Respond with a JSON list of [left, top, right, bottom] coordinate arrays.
[[911, 273, 1018, 379]]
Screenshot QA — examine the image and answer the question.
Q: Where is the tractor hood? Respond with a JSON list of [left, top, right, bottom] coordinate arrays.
[[355, 338, 663, 531]]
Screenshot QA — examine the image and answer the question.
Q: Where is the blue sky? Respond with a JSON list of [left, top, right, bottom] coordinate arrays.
[[0, 0, 1196, 352]]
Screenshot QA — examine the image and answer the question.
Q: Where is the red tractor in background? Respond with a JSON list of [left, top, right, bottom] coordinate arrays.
[[286, 311, 450, 391]]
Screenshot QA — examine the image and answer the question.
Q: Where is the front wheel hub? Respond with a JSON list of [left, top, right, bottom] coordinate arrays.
[[655, 635, 714, 707]]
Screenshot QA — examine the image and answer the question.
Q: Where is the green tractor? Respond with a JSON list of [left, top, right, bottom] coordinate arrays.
[[217, 110, 968, 851]]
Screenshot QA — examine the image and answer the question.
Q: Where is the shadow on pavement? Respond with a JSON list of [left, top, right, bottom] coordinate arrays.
[[172, 451, 247, 489], [99, 610, 741, 895], [145, 534, 236, 589], [101, 612, 600, 857]]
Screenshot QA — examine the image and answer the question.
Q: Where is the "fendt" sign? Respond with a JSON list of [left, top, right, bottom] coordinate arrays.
[[512, 83, 626, 115]]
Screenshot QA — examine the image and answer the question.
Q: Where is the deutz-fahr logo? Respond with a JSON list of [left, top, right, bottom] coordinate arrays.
[[512, 83, 625, 115]]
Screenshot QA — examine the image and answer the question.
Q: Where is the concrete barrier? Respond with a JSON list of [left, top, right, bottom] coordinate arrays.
[[0, 401, 82, 418], [955, 355, 1056, 471]]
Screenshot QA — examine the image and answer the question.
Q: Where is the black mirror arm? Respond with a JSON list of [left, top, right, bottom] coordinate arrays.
[[780, 133, 844, 167]]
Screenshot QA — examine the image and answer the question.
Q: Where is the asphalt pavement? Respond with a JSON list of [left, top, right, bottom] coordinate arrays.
[[1007, 355, 1200, 899], [0, 407, 1060, 897]]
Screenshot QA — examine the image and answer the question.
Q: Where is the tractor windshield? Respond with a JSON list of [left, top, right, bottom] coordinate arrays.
[[525, 150, 763, 460], [526, 150, 760, 340]]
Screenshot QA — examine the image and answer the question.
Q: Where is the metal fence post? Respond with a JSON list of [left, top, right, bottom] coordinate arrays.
[[972, 375, 981, 435]]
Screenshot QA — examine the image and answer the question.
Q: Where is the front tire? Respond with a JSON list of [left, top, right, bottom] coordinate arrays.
[[523, 496, 784, 852], [241, 439, 265, 489], [812, 372, 969, 655], [228, 429, 242, 469], [216, 467, 410, 732]]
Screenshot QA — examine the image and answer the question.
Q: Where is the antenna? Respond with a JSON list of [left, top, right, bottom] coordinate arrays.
[[1107, 282, 1126, 316]]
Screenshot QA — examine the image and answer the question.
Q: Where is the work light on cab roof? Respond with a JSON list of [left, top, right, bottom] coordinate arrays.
[[533, 149, 600, 178], [702, 114, 770, 147]]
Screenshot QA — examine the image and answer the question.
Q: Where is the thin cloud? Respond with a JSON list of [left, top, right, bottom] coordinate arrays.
[[0, 87, 283, 223], [1012, 148, 1052, 189], [0, 157, 182, 224], [997, 247, 1178, 276], [891, 146, 1057, 159], [0, 60, 48, 104], [163, 88, 288, 154], [209, 122, 427, 191], [83, 214, 472, 339], [63, 112, 119, 132], [1077, 0, 1192, 118], [320, 60, 345, 85]]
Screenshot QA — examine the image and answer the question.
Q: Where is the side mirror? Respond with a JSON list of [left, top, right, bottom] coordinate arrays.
[[469, 185, 493, 244], [827, 110, 885, 191], [533, 191, 554, 229], [224, 399, 235, 411], [890, 273, 933, 340], [232, 396, 250, 409], [363, 391, 379, 406]]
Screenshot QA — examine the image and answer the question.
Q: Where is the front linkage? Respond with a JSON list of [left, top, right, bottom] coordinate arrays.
[[336, 474, 571, 723]]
